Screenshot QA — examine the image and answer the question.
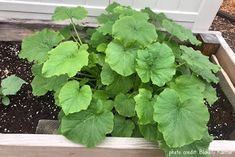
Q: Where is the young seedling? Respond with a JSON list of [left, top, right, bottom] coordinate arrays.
[[0, 75, 26, 106]]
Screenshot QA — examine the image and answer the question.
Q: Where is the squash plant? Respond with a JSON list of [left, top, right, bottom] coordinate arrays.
[[19, 2, 219, 157]]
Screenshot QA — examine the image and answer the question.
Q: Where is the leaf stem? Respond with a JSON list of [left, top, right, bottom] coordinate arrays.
[[167, 35, 173, 42], [70, 18, 83, 45], [72, 77, 96, 81], [71, 33, 80, 44], [176, 62, 186, 68], [78, 73, 95, 78]]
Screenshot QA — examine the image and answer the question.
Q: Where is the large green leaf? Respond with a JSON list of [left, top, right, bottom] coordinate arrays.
[[203, 83, 218, 106], [58, 80, 92, 115], [114, 93, 135, 117], [136, 42, 176, 86], [169, 75, 205, 102], [105, 42, 137, 76], [103, 67, 133, 96], [89, 98, 114, 114], [31, 64, 68, 96], [60, 110, 114, 147], [134, 88, 155, 125], [42, 41, 89, 77], [111, 115, 135, 137], [1, 75, 26, 95], [153, 88, 209, 148], [52, 6, 87, 21], [112, 14, 157, 46], [100, 64, 116, 85], [20, 29, 64, 64], [162, 19, 201, 46], [160, 133, 212, 157], [139, 123, 160, 142], [180, 46, 220, 83]]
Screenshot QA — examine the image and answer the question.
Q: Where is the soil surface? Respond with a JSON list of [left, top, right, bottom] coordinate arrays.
[[210, 0, 235, 52], [220, 0, 235, 16], [0, 41, 59, 133], [211, 16, 235, 52], [0, 41, 235, 139]]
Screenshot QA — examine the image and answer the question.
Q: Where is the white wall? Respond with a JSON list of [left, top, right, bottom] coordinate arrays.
[[0, 0, 222, 31]]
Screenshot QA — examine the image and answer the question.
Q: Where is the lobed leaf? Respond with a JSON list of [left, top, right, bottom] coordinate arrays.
[[162, 19, 201, 46], [60, 110, 114, 147], [105, 41, 137, 76], [169, 75, 205, 102], [134, 88, 155, 125], [1, 75, 26, 96], [139, 123, 160, 142], [20, 29, 64, 64], [112, 14, 157, 46], [42, 41, 89, 78], [154, 88, 209, 148], [180, 46, 220, 83], [114, 93, 136, 117], [111, 115, 135, 137], [58, 80, 92, 115], [136, 42, 176, 86], [52, 6, 87, 21], [31, 64, 68, 96]]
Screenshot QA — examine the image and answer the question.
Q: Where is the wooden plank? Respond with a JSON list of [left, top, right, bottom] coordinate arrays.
[[209, 141, 235, 157], [211, 55, 235, 108], [214, 33, 235, 86], [193, 0, 223, 31], [198, 33, 220, 56], [0, 134, 234, 157], [0, 134, 164, 157]]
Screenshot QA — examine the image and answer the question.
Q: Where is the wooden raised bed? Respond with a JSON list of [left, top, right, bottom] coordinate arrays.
[[0, 19, 235, 157]]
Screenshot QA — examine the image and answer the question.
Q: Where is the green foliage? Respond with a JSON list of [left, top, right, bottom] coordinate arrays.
[[111, 115, 135, 137], [136, 42, 176, 86], [52, 6, 88, 21], [20, 29, 64, 64], [1, 75, 26, 95], [18, 3, 220, 156], [0, 75, 26, 106], [60, 110, 113, 147], [58, 80, 92, 115], [114, 93, 135, 117], [134, 89, 155, 125], [42, 41, 89, 77], [31, 64, 68, 96], [154, 89, 209, 147], [105, 41, 137, 76], [180, 46, 220, 83]]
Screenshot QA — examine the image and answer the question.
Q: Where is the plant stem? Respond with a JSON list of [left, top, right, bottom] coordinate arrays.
[[72, 77, 96, 81], [167, 35, 173, 42], [70, 18, 83, 45], [78, 73, 95, 78], [176, 62, 186, 68], [71, 33, 79, 44]]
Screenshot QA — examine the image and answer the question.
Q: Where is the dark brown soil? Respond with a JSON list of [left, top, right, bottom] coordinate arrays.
[[0, 41, 235, 140], [207, 84, 235, 139], [0, 41, 59, 133], [211, 16, 235, 52]]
